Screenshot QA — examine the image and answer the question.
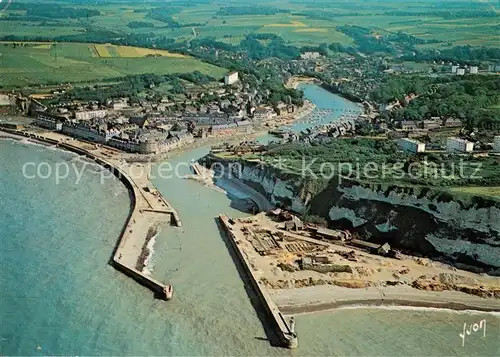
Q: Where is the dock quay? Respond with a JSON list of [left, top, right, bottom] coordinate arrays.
[[218, 214, 298, 349], [1, 128, 179, 300]]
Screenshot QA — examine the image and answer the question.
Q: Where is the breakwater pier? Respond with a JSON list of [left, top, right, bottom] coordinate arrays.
[[218, 214, 298, 349], [1, 128, 180, 300]]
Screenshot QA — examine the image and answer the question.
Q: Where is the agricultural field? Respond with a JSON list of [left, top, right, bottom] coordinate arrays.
[[90, 44, 189, 58], [0, 42, 227, 88], [1, 0, 497, 48]]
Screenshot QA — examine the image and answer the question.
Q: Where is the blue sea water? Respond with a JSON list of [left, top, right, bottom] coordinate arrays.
[[1, 87, 499, 355]]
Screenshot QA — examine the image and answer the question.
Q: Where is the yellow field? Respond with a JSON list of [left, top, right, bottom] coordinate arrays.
[[294, 28, 328, 33], [88, 44, 188, 58], [116, 46, 188, 58], [29, 93, 53, 99], [449, 186, 500, 198], [32, 44, 53, 49], [264, 21, 307, 28], [94, 44, 112, 58]]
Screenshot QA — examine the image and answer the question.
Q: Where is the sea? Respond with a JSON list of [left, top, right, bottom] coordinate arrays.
[[1, 85, 499, 356]]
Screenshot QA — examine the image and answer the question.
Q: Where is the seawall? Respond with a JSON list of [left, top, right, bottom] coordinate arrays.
[[218, 215, 298, 349], [1, 128, 176, 299]]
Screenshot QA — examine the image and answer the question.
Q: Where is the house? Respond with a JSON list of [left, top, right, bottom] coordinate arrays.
[[421, 118, 441, 130], [446, 137, 474, 153], [442, 118, 462, 127], [469, 66, 478, 74], [398, 121, 419, 130], [457, 68, 466, 76]]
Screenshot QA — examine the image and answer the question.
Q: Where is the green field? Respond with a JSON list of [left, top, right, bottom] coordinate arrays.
[[1, 0, 498, 48], [0, 42, 227, 87]]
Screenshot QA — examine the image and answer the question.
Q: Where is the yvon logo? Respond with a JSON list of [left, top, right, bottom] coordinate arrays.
[[459, 319, 486, 347]]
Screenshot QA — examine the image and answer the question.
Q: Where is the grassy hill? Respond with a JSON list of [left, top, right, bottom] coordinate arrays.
[[0, 42, 227, 87]]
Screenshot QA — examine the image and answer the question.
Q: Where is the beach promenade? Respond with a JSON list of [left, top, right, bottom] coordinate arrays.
[[0, 128, 181, 300]]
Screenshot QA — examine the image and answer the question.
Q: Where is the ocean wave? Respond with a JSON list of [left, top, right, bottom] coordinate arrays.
[[142, 229, 159, 276]]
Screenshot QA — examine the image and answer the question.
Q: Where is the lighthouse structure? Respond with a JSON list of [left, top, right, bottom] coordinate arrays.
[[287, 316, 299, 349]]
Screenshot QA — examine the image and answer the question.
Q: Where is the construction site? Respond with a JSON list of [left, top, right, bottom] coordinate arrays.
[[224, 211, 500, 314]]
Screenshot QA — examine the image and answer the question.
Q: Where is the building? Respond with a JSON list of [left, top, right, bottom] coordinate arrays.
[[442, 118, 462, 127], [210, 120, 253, 136], [224, 71, 239, 86], [488, 65, 500, 73], [398, 138, 426, 153], [451, 65, 459, 74], [62, 122, 119, 143], [284, 216, 304, 231], [34, 112, 65, 131], [456, 68, 465, 76], [300, 52, 321, 60], [0, 94, 14, 115], [74, 110, 107, 120], [446, 137, 474, 153], [314, 227, 347, 241], [377, 243, 391, 256], [253, 107, 275, 120], [469, 66, 478, 74], [494, 136, 500, 153], [398, 120, 419, 130], [421, 118, 441, 130]]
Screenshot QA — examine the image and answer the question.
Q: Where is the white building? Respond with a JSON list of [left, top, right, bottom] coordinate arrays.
[[300, 52, 321, 60], [456, 68, 466, 76], [224, 71, 239, 85], [74, 110, 107, 120], [469, 66, 478, 74], [398, 138, 426, 153], [446, 137, 474, 153], [451, 65, 459, 74], [494, 136, 500, 153]]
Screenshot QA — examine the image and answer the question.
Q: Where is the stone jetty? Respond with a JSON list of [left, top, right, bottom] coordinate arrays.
[[218, 214, 298, 349]]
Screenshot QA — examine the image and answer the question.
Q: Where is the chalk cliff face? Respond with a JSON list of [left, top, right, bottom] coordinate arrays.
[[203, 156, 500, 273]]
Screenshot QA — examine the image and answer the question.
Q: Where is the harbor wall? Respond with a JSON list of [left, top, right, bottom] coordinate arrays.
[[1, 128, 172, 298], [218, 215, 297, 349]]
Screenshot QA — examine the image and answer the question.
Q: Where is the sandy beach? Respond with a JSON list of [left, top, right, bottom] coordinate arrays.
[[272, 285, 500, 314]]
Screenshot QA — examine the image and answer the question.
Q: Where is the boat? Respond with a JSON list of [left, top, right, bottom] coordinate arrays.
[[163, 284, 174, 300]]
